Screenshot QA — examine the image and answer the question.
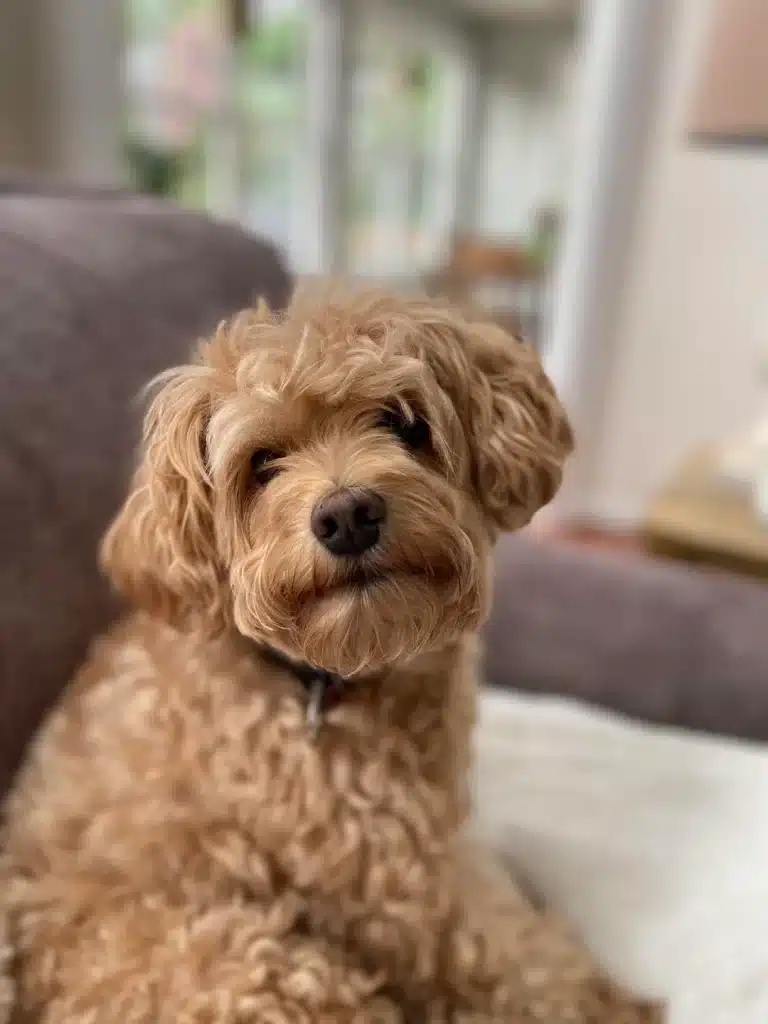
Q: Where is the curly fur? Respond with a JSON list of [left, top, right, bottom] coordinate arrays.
[[0, 907, 12, 1024], [1, 286, 660, 1022]]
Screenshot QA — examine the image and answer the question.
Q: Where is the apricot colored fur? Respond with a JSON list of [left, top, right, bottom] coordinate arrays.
[[1, 286, 661, 1022]]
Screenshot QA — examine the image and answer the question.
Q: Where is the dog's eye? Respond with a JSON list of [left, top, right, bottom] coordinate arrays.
[[250, 448, 284, 485], [376, 409, 431, 451]]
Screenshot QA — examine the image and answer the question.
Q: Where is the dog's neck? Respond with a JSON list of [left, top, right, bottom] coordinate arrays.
[[243, 635, 477, 823], [242, 635, 478, 766], [255, 643, 381, 738]]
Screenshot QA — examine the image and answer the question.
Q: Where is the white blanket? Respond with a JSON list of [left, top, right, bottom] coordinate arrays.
[[474, 690, 768, 1024]]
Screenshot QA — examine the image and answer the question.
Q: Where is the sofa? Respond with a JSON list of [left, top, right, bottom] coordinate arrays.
[[0, 186, 291, 796], [2, 186, 768, 803]]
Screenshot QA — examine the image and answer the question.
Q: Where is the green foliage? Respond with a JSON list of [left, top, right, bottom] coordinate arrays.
[[239, 12, 304, 77], [125, 0, 211, 45], [124, 136, 191, 197]]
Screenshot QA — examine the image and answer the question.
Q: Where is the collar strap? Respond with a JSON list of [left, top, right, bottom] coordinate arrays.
[[258, 644, 347, 736]]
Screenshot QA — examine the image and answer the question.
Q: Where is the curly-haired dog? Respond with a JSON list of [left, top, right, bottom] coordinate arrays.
[[1, 288, 661, 1022]]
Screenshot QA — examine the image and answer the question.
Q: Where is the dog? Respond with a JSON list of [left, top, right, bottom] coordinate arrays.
[[1, 286, 661, 1022]]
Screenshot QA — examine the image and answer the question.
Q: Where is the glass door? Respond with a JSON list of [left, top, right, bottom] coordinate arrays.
[[123, 0, 307, 262], [344, 6, 464, 281]]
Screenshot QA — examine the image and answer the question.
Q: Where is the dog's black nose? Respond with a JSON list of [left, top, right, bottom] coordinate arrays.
[[311, 488, 386, 557]]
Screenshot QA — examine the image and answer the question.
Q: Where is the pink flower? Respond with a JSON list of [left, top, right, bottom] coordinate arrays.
[[165, 8, 226, 115], [147, 8, 227, 149]]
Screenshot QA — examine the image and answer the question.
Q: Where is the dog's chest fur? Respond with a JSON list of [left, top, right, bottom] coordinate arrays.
[[6, 615, 476, 932]]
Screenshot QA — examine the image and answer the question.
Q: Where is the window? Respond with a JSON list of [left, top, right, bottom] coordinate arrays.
[[123, 0, 307, 261], [233, 0, 307, 257], [124, 0, 226, 206], [123, 1, 467, 277], [345, 8, 464, 278]]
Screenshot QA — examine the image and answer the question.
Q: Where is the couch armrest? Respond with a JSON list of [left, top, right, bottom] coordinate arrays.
[[0, 192, 291, 796], [484, 535, 768, 741]]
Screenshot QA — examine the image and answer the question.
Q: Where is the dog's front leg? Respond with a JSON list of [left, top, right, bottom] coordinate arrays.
[[437, 848, 663, 1023]]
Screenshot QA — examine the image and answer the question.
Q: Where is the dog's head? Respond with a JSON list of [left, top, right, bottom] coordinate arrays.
[[102, 287, 572, 676]]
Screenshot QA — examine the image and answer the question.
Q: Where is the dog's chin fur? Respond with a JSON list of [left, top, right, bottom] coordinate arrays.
[[239, 564, 486, 677], [0, 287, 658, 1023]]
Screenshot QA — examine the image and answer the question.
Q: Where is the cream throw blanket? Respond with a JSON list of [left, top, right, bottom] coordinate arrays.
[[474, 689, 768, 1024]]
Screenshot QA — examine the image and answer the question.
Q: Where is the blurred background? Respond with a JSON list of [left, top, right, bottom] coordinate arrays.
[[2, 0, 584, 343], [2, 0, 768, 558], [117, 0, 582, 352]]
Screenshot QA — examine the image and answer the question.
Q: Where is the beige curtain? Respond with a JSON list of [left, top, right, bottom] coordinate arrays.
[[0, 0, 122, 183], [0, 2, 47, 170]]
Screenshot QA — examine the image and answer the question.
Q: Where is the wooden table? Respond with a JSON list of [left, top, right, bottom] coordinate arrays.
[[644, 446, 768, 578]]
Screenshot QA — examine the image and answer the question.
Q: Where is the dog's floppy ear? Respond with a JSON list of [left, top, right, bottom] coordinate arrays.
[[461, 319, 573, 531], [101, 367, 227, 632]]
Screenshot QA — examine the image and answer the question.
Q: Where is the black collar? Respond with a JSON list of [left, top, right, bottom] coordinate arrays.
[[258, 644, 348, 736]]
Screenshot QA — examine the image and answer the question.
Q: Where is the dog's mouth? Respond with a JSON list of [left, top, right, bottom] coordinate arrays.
[[331, 561, 449, 593], [344, 565, 387, 588]]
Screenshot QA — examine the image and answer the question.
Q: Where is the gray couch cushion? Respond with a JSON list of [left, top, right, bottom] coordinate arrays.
[[0, 193, 291, 795], [485, 535, 768, 741]]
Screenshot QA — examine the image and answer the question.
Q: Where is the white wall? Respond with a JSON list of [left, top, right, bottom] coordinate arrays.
[[586, 0, 768, 523], [475, 22, 581, 238]]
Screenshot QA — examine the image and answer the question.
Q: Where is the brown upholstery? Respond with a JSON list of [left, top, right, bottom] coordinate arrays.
[[0, 191, 290, 796], [486, 535, 768, 742]]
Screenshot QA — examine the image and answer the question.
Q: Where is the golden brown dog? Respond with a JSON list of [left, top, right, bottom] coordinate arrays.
[[1, 287, 661, 1022]]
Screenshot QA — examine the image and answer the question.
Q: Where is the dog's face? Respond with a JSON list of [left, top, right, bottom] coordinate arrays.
[[102, 288, 572, 676]]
